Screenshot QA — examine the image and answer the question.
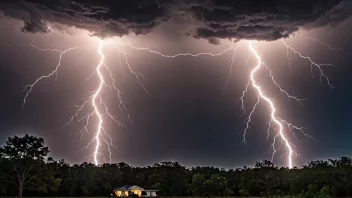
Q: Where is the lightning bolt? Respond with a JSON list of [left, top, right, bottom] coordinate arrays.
[[245, 41, 297, 168], [120, 42, 240, 58], [10, 40, 120, 165], [91, 41, 105, 165], [117, 40, 327, 168], [14, 41, 78, 108], [281, 40, 334, 88], [15, 39, 138, 165], [221, 44, 242, 93], [301, 36, 345, 54], [65, 40, 139, 165], [240, 37, 339, 168]]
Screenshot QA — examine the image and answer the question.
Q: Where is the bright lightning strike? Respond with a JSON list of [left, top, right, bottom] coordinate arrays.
[[16, 39, 140, 165], [117, 39, 330, 168], [245, 41, 296, 168], [91, 40, 105, 165], [11, 40, 120, 164], [65, 40, 139, 165], [117, 41, 301, 168], [239, 38, 339, 168]]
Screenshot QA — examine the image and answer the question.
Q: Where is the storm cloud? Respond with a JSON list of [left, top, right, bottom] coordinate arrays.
[[0, 0, 171, 38], [0, 0, 351, 41], [183, 0, 352, 41]]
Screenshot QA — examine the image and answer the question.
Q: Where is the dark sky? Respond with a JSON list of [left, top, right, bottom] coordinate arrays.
[[1, 0, 352, 169]]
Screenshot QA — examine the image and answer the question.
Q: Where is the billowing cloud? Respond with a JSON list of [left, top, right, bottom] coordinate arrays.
[[182, 0, 352, 41], [0, 0, 351, 41], [0, 0, 171, 38]]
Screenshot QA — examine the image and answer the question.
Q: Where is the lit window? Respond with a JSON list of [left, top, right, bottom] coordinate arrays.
[[115, 191, 122, 196]]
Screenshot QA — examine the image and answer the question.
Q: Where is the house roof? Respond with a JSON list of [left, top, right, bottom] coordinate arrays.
[[114, 185, 145, 191]]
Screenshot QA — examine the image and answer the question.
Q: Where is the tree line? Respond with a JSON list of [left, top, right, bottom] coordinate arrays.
[[1, 134, 352, 198]]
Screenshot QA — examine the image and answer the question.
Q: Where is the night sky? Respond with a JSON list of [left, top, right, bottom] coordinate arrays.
[[1, 0, 352, 169]]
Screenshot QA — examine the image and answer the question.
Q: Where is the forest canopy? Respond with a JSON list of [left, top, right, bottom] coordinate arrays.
[[1, 134, 352, 197]]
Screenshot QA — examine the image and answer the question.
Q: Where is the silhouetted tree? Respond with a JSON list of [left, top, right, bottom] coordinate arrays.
[[0, 135, 60, 198], [188, 173, 205, 196]]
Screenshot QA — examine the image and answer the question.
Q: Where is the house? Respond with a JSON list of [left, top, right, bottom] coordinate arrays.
[[114, 185, 158, 197]]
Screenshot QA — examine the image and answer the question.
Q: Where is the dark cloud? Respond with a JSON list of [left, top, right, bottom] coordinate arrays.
[[304, 0, 352, 29], [0, 0, 351, 41], [182, 0, 352, 41], [207, 37, 221, 45], [0, 0, 171, 38], [21, 19, 51, 34]]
